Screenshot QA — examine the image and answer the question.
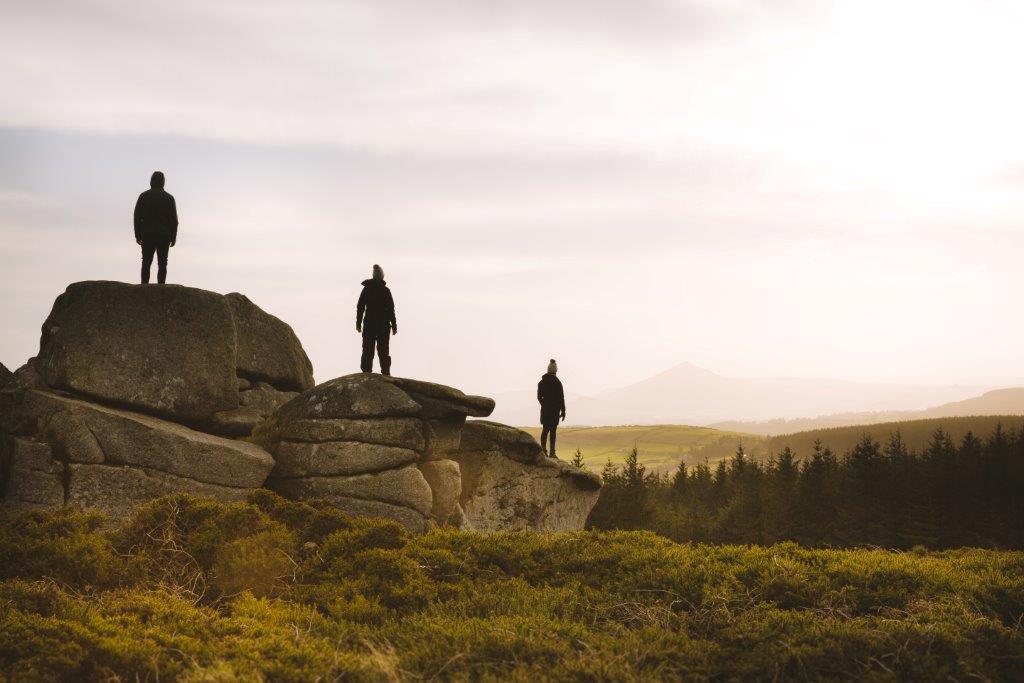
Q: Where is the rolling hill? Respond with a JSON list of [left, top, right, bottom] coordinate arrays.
[[489, 361, 1002, 426], [713, 387, 1024, 435]]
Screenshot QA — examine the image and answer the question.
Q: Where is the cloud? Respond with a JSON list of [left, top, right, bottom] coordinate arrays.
[[2, 2, 1023, 395], [0, 0, 819, 157]]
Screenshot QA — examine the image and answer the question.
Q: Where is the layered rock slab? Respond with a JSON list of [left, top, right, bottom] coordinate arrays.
[[259, 373, 494, 532], [0, 389, 274, 517], [67, 464, 252, 519], [452, 421, 601, 532]]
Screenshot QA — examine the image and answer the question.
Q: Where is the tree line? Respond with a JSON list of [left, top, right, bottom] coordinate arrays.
[[587, 423, 1024, 549]]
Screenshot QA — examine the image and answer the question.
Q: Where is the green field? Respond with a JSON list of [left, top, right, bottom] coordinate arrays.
[[522, 424, 758, 472], [2, 493, 1023, 681], [524, 415, 1024, 473]]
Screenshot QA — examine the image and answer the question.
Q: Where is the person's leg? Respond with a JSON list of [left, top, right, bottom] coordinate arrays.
[[360, 330, 375, 372], [549, 424, 557, 458], [540, 426, 550, 455], [377, 328, 391, 376], [141, 241, 156, 284], [156, 241, 170, 284]]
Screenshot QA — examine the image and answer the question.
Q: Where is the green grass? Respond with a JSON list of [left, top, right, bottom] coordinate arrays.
[[2, 493, 1022, 681], [522, 424, 758, 472]]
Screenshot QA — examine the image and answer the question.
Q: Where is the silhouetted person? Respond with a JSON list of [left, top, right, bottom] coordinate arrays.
[[538, 359, 566, 458], [357, 264, 397, 375], [133, 171, 178, 284]]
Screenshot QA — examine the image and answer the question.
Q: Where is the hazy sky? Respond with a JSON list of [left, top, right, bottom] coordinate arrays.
[[2, 0, 1022, 398]]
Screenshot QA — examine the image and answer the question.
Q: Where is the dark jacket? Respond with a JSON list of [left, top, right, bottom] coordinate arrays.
[[357, 279, 397, 331], [134, 188, 179, 243], [537, 373, 565, 426]]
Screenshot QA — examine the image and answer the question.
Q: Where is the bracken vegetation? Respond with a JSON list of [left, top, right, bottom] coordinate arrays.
[[1, 491, 1023, 681], [591, 423, 1024, 549]]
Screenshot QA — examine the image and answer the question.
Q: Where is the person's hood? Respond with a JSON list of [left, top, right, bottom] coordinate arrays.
[[361, 278, 387, 287]]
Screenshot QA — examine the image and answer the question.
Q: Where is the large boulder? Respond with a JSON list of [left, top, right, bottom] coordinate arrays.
[[258, 373, 494, 531], [0, 362, 12, 389], [451, 421, 601, 532], [226, 293, 313, 391], [1, 282, 312, 518], [31, 281, 313, 435], [0, 389, 275, 517], [36, 281, 238, 422]]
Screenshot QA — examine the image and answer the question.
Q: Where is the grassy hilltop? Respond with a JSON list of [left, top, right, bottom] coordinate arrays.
[[2, 493, 1023, 681]]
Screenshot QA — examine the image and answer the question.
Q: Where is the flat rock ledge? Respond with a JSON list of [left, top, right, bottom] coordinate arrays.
[[256, 373, 494, 532]]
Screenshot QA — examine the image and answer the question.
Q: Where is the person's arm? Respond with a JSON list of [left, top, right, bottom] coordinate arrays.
[[169, 195, 178, 246], [356, 289, 366, 332], [387, 289, 397, 333], [558, 380, 566, 419], [133, 194, 143, 244], [537, 380, 544, 405]]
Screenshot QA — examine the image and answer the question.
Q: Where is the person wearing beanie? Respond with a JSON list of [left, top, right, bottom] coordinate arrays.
[[356, 264, 398, 375], [537, 358, 566, 458], [133, 171, 178, 284]]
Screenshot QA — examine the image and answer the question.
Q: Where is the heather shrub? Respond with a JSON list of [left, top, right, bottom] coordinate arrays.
[[1, 492, 1021, 681]]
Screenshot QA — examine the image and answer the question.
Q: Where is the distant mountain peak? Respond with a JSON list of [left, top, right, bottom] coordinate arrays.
[[648, 361, 723, 381]]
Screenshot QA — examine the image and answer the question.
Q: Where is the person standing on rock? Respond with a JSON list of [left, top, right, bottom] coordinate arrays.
[[537, 359, 566, 458], [133, 171, 178, 284], [356, 264, 397, 375]]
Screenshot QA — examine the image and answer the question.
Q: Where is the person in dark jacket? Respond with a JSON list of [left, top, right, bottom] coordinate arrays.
[[133, 171, 178, 284], [537, 359, 566, 458], [356, 264, 397, 375]]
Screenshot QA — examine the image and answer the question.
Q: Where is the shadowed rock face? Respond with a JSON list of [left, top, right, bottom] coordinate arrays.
[[37, 281, 239, 422], [0, 362, 12, 389], [419, 459, 462, 525], [1, 437, 64, 509], [31, 281, 313, 435], [452, 420, 602, 532], [226, 293, 313, 391], [0, 390, 274, 517], [258, 373, 494, 532]]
